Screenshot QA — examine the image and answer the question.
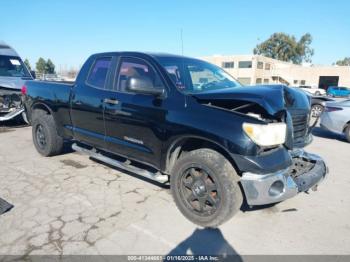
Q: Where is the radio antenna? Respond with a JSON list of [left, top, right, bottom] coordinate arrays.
[[180, 28, 188, 108], [181, 28, 184, 57]]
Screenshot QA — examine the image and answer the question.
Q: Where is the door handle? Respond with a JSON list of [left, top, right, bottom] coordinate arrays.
[[103, 98, 119, 105]]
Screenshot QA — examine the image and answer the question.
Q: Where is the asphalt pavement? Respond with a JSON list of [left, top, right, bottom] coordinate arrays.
[[0, 123, 349, 256]]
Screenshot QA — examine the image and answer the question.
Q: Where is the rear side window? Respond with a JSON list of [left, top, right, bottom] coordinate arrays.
[[87, 57, 112, 89]]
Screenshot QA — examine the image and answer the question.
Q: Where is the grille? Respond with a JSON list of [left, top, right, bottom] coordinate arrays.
[[291, 111, 309, 147]]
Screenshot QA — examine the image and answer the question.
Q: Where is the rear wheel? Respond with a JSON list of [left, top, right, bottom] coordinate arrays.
[[171, 148, 243, 228], [345, 124, 350, 143], [32, 110, 63, 156]]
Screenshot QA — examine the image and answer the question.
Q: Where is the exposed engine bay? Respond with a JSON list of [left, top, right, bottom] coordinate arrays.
[[201, 99, 279, 123], [0, 86, 25, 122], [195, 87, 312, 150]]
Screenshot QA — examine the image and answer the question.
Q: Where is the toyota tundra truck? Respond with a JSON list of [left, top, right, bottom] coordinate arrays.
[[22, 52, 328, 227]]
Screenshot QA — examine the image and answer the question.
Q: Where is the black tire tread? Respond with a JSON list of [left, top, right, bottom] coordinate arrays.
[[32, 109, 63, 156], [345, 124, 350, 143], [171, 148, 242, 228]]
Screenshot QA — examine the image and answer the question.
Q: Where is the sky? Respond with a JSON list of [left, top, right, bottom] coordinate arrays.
[[1, 0, 349, 70]]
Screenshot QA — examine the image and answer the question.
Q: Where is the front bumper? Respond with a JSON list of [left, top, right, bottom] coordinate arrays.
[[240, 149, 328, 206], [0, 108, 24, 121]]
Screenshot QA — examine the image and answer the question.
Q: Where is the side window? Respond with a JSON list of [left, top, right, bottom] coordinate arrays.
[[86, 57, 112, 89], [116, 57, 164, 92]]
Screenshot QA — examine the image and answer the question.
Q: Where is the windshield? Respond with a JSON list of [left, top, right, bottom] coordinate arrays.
[[0, 55, 31, 78], [156, 56, 241, 94]]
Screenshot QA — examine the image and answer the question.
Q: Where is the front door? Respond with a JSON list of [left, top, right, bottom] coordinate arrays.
[[104, 56, 167, 168]]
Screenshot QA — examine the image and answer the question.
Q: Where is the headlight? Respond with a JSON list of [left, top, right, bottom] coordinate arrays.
[[243, 122, 287, 147]]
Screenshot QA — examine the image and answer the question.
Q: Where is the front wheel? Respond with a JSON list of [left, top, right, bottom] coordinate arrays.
[[171, 149, 243, 228]]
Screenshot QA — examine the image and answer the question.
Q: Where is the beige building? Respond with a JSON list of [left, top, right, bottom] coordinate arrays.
[[200, 54, 350, 89]]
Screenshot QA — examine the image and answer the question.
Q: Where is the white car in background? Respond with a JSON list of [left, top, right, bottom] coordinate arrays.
[[299, 85, 326, 96], [320, 99, 350, 142]]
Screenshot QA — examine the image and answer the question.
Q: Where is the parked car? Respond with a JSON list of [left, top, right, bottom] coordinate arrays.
[[299, 85, 326, 96], [294, 88, 334, 127], [310, 95, 334, 127], [0, 41, 33, 123], [23, 52, 328, 227], [327, 86, 350, 98], [320, 100, 350, 142]]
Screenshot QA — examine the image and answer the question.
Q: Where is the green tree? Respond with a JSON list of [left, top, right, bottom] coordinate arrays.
[[335, 57, 350, 66], [24, 58, 31, 71], [45, 59, 56, 74], [253, 33, 314, 64], [36, 57, 46, 73]]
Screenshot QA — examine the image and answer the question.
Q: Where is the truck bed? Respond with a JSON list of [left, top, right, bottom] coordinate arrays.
[[24, 80, 74, 137]]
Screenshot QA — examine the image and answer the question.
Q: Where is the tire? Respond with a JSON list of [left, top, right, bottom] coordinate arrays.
[[31, 110, 63, 156], [345, 124, 350, 143], [170, 148, 243, 228]]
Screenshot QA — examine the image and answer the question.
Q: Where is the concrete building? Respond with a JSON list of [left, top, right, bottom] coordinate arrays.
[[200, 54, 350, 89]]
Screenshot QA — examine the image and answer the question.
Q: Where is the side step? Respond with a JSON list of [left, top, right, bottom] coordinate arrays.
[[72, 143, 169, 183]]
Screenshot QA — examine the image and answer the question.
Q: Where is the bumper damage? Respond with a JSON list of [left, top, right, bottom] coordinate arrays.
[[0, 88, 24, 122], [240, 149, 328, 206]]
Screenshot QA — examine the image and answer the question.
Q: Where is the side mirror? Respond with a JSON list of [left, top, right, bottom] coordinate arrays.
[[30, 71, 36, 79], [126, 76, 164, 96]]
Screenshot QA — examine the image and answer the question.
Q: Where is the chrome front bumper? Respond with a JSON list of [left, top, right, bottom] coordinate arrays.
[[240, 150, 328, 206], [0, 108, 24, 121]]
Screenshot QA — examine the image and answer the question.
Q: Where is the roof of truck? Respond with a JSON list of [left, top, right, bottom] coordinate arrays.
[[0, 41, 19, 56], [90, 51, 198, 61]]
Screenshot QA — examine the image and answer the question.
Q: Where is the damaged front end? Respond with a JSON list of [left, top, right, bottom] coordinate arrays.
[[194, 85, 328, 206], [0, 86, 26, 122], [240, 149, 328, 205]]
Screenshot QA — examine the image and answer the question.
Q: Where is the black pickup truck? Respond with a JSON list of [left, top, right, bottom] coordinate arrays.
[[23, 52, 328, 227]]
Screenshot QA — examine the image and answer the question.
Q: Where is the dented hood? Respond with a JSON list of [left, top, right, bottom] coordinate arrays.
[[0, 77, 27, 91], [193, 85, 310, 116]]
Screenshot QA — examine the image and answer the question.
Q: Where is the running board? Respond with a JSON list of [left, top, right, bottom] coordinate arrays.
[[72, 143, 169, 183]]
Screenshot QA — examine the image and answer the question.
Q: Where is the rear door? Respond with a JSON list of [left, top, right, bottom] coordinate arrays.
[[103, 56, 167, 168], [70, 56, 116, 149]]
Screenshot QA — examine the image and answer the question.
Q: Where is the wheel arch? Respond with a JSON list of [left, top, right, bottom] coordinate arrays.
[[164, 136, 240, 175], [31, 102, 53, 117]]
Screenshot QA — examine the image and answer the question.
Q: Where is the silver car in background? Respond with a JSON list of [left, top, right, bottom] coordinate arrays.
[[320, 99, 350, 142]]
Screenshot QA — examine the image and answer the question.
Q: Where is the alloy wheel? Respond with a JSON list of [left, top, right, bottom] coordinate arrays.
[[179, 167, 221, 217]]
